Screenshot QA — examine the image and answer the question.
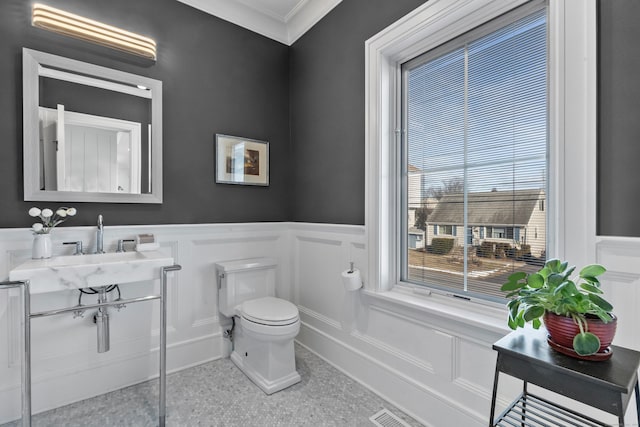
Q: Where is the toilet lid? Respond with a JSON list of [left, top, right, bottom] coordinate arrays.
[[241, 297, 299, 326]]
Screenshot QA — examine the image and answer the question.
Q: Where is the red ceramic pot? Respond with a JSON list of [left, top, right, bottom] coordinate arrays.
[[543, 311, 617, 353]]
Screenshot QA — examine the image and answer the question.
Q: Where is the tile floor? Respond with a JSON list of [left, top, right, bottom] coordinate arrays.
[[2, 344, 423, 426]]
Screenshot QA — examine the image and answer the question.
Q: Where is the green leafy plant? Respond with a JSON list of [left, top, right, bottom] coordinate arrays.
[[431, 237, 454, 255], [501, 259, 614, 356]]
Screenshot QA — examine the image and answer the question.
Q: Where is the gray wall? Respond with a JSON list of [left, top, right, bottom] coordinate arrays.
[[290, 0, 640, 235], [598, 1, 640, 237], [2, 0, 632, 234], [0, 0, 290, 228], [289, 0, 426, 225]]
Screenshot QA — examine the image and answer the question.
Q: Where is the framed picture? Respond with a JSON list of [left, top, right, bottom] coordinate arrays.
[[215, 134, 269, 186]]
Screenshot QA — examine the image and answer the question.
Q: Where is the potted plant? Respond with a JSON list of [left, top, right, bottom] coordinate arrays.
[[501, 258, 616, 359]]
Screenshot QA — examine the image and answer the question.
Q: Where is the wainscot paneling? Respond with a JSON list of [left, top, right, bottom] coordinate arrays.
[[597, 237, 640, 357], [291, 224, 640, 427], [0, 222, 288, 424], [290, 223, 512, 426], [2, 224, 638, 426], [596, 240, 640, 427]]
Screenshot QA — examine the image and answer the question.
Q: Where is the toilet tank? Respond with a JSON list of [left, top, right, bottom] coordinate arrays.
[[216, 258, 277, 317]]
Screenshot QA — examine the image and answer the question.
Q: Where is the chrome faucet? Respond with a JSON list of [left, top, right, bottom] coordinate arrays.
[[96, 214, 105, 254]]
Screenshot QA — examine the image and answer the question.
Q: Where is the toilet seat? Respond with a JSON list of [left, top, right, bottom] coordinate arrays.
[[240, 297, 299, 326]]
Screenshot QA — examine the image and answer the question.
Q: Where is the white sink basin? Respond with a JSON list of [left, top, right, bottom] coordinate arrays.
[[9, 251, 174, 294]]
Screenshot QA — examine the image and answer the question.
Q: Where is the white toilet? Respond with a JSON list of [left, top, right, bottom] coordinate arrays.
[[216, 258, 301, 394]]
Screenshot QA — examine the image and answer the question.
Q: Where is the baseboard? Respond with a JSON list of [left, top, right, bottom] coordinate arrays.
[[296, 322, 487, 427]]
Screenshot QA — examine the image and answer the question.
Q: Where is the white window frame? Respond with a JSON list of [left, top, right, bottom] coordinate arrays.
[[365, 0, 597, 295]]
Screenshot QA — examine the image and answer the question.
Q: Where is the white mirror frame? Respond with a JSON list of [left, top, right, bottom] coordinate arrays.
[[22, 48, 163, 203]]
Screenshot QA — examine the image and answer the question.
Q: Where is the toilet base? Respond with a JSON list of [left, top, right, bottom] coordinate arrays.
[[231, 323, 301, 394], [231, 350, 301, 394]]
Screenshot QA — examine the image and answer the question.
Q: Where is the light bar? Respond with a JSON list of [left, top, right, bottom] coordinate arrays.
[[32, 4, 157, 60]]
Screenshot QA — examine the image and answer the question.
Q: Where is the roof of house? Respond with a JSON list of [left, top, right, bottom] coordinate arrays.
[[427, 189, 543, 226]]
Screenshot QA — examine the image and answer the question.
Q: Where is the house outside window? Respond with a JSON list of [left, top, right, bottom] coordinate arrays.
[[402, 2, 548, 300]]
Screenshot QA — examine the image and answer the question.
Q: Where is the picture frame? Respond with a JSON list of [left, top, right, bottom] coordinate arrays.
[[215, 134, 269, 186]]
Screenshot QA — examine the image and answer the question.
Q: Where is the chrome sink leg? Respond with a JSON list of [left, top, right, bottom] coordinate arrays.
[[0, 280, 31, 427], [23, 281, 31, 427], [160, 265, 181, 427]]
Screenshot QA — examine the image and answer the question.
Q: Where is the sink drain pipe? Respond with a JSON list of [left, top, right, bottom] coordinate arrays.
[[77, 285, 125, 354], [94, 287, 109, 353]]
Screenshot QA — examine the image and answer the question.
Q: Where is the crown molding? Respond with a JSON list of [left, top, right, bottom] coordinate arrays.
[[286, 0, 342, 44], [176, 0, 342, 45]]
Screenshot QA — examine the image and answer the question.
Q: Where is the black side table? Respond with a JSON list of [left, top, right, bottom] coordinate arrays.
[[490, 328, 640, 427]]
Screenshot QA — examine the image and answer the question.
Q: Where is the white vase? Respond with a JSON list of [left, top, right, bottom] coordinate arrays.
[[32, 233, 52, 259]]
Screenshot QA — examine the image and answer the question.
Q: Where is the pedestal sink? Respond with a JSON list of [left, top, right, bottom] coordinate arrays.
[[9, 251, 174, 294], [3, 249, 179, 426]]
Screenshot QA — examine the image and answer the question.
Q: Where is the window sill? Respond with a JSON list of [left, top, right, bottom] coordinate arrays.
[[361, 285, 510, 336]]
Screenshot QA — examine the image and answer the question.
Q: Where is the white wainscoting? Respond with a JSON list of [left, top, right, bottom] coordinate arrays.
[[290, 224, 640, 427], [290, 223, 511, 426], [1, 223, 638, 426], [0, 222, 289, 424], [596, 237, 640, 351]]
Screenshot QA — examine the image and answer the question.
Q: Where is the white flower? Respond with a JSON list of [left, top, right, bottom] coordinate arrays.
[[27, 206, 77, 233]]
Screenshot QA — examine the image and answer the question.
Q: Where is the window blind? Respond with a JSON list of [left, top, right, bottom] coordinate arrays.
[[403, 7, 547, 300]]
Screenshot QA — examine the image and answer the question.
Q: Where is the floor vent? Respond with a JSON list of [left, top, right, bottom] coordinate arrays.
[[370, 409, 412, 427]]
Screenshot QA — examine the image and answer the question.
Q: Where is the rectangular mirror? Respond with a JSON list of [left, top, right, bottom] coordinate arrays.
[[23, 48, 163, 203]]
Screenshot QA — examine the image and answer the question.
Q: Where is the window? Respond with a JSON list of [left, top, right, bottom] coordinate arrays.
[[438, 225, 453, 235], [401, 4, 547, 300], [485, 227, 519, 240], [366, 0, 596, 301], [491, 228, 506, 239]]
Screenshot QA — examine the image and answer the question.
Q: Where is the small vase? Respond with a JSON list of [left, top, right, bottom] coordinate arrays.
[[32, 233, 52, 259]]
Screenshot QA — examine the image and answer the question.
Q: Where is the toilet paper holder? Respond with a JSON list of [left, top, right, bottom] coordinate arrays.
[[342, 261, 362, 291]]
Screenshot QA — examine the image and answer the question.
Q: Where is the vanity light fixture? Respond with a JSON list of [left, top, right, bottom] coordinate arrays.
[[32, 3, 157, 60]]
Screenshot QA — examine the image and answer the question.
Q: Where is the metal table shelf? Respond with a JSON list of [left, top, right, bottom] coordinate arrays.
[[490, 329, 640, 427], [494, 391, 611, 427]]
